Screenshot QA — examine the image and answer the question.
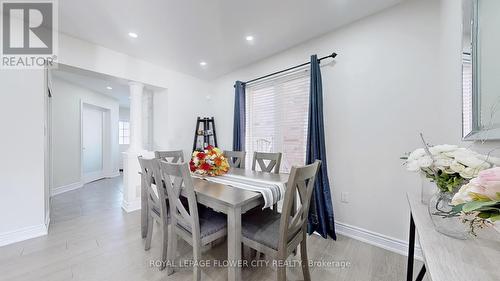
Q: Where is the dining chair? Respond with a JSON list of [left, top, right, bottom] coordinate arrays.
[[154, 150, 185, 163], [252, 151, 282, 174], [223, 150, 246, 168], [138, 157, 170, 270], [159, 161, 228, 281], [242, 160, 321, 281]]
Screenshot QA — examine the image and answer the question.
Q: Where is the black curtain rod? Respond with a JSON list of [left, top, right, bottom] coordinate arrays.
[[240, 52, 337, 86]]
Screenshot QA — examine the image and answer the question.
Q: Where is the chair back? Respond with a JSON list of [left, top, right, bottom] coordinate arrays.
[[138, 157, 168, 218], [252, 152, 282, 174], [159, 161, 201, 238], [278, 160, 321, 250], [155, 150, 184, 163], [224, 150, 246, 168]]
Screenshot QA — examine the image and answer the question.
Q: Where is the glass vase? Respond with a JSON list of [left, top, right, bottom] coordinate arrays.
[[428, 191, 469, 240], [420, 173, 438, 205]]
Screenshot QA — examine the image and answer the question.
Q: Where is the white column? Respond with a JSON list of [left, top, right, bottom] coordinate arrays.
[[122, 81, 152, 213], [128, 81, 144, 153]]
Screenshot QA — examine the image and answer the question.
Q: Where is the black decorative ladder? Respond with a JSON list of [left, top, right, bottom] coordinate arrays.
[[192, 117, 218, 151]]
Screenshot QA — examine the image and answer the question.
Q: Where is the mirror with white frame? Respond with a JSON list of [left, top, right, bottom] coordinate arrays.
[[462, 0, 500, 140]]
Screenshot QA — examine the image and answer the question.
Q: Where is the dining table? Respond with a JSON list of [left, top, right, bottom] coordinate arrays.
[[189, 167, 289, 281]]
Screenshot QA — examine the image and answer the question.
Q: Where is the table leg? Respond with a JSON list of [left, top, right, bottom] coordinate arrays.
[[416, 265, 426, 281], [227, 207, 242, 281], [407, 213, 416, 281]]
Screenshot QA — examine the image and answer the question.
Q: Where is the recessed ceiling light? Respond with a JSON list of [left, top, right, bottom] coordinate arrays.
[[199, 61, 207, 67], [128, 32, 138, 38], [106, 86, 113, 90], [245, 35, 254, 41]]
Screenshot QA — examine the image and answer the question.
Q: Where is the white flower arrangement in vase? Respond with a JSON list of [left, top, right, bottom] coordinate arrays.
[[404, 144, 493, 193], [401, 135, 499, 239]]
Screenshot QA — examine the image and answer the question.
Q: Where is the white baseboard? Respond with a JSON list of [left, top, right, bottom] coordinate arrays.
[[121, 199, 141, 213], [335, 221, 423, 261], [0, 224, 48, 247], [51, 181, 83, 196]]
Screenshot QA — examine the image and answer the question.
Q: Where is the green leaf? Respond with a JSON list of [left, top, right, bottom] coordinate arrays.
[[478, 213, 491, 219], [463, 201, 499, 213], [451, 203, 466, 213], [490, 214, 500, 222]]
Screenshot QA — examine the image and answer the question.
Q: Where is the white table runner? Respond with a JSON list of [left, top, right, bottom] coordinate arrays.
[[193, 173, 285, 209]]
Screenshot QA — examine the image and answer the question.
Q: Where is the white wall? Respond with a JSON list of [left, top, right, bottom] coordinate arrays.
[[0, 70, 47, 246], [0, 33, 212, 245], [51, 77, 120, 191], [211, 0, 500, 243], [56, 34, 213, 157], [119, 107, 130, 170]]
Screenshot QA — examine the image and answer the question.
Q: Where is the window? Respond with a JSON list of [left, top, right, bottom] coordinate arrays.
[[463, 53, 473, 136], [119, 121, 130, 145], [245, 70, 310, 172]]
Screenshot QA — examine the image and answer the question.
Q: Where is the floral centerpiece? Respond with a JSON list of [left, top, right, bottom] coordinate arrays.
[[451, 167, 500, 235], [403, 144, 492, 193], [189, 146, 230, 176], [402, 135, 497, 239]]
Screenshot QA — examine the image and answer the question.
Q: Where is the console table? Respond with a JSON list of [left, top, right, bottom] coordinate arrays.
[[406, 193, 500, 281]]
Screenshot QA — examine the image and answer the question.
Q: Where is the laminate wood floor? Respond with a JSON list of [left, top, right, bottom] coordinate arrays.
[[0, 176, 425, 281]]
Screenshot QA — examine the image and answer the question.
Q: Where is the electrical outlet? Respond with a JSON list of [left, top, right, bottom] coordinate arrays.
[[341, 192, 349, 203]]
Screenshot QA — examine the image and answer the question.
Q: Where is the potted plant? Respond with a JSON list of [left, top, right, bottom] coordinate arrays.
[[190, 146, 230, 177], [402, 136, 496, 239]]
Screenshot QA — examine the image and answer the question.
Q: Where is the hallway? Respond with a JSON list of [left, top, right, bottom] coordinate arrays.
[[50, 176, 123, 223]]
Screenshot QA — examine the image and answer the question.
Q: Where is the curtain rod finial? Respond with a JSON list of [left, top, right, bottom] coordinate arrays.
[[331, 52, 338, 58]]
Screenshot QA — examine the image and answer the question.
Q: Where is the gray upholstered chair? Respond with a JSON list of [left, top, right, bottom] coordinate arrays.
[[252, 151, 282, 174], [223, 150, 246, 168], [159, 161, 227, 281], [138, 157, 170, 270], [242, 160, 321, 281], [154, 150, 184, 163]]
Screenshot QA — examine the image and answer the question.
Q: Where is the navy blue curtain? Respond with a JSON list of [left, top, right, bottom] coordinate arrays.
[[233, 81, 246, 151], [306, 55, 337, 240]]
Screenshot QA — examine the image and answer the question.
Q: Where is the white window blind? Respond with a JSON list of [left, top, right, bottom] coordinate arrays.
[[463, 54, 473, 135], [245, 70, 310, 173]]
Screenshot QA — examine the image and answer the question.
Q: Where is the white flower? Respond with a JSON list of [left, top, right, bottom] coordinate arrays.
[[408, 148, 426, 161], [456, 155, 491, 170], [451, 184, 474, 205], [418, 156, 433, 168], [406, 160, 420, 172], [459, 167, 478, 179], [429, 144, 458, 155], [450, 160, 465, 173], [434, 155, 453, 167]]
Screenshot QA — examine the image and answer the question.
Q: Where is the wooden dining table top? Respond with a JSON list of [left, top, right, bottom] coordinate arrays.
[[191, 167, 289, 210]]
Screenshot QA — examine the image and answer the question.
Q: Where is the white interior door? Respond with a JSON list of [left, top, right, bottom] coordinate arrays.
[[82, 104, 104, 182]]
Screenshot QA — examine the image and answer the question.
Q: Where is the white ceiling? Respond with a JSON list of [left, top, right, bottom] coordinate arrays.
[[59, 0, 404, 80], [52, 67, 130, 107]]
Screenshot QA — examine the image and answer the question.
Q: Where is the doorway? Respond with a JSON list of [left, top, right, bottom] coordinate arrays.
[[81, 103, 109, 183]]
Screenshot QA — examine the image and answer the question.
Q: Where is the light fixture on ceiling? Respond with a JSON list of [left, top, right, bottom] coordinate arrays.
[[128, 32, 138, 38], [106, 86, 113, 90], [199, 61, 207, 67], [245, 35, 254, 42]]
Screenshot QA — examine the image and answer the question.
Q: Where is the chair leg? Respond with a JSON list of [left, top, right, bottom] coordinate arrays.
[[166, 226, 177, 276], [193, 239, 202, 281], [144, 212, 154, 251], [160, 220, 168, 271], [300, 236, 311, 281], [272, 203, 279, 214], [277, 264, 286, 281]]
